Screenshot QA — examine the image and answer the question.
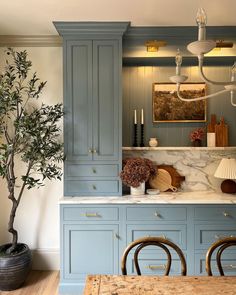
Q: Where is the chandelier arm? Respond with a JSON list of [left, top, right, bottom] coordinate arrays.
[[231, 91, 236, 106], [176, 84, 229, 102], [198, 57, 235, 86]]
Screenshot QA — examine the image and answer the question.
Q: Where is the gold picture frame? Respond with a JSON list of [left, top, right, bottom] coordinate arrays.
[[152, 83, 207, 122]]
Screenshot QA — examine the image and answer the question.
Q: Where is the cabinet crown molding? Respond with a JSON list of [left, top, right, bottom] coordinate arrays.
[[54, 21, 130, 36]]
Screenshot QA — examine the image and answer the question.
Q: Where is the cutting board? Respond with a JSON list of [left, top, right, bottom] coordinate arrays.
[[158, 165, 185, 188], [215, 117, 228, 147], [207, 114, 217, 133], [149, 169, 178, 192]]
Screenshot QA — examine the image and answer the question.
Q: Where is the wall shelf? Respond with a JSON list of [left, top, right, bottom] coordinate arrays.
[[122, 146, 236, 151]]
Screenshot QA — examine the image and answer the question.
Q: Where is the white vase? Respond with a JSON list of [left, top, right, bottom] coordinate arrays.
[[130, 182, 145, 195], [149, 137, 158, 147], [207, 132, 216, 147]]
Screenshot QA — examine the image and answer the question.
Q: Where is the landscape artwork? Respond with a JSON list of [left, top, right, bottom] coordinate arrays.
[[153, 83, 206, 122]]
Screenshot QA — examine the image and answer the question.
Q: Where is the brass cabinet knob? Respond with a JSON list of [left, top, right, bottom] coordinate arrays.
[[92, 185, 97, 190], [92, 168, 97, 174]]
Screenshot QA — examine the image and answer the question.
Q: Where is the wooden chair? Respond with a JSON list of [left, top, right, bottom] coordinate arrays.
[[121, 236, 187, 275], [206, 236, 236, 276]]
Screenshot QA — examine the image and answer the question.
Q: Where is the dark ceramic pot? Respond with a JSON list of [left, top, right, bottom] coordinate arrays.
[[192, 139, 202, 147], [0, 243, 32, 291]]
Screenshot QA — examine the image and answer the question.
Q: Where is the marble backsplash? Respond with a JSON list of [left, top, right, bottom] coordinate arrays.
[[122, 149, 236, 192]]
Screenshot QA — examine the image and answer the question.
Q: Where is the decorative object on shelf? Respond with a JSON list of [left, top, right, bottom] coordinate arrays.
[[130, 182, 145, 195], [158, 165, 185, 189], [190, 127, 205, 147], [170, 8, 236, 106], [120, 158, 157, 195], [149, 137, 158, 147], [207, 114, 216, 147], [214, 158, 236, 193], [0, 49, 64, 291], [215, 117, 228, 147], [149, 169, 178, 192], [133, 109, 138, 147], [140, 108, 145, 147], [146, 188, 160, 195], [153, 83, 206, 122]]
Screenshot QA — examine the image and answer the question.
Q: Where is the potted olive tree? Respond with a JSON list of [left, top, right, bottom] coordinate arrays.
[[0, 48, 64, 290]]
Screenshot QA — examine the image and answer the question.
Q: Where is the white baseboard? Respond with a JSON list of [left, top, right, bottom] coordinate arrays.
[[32, 248, 60, 270]]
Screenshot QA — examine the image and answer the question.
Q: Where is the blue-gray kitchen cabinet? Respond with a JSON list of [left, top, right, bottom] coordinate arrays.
[[54, 22, 129, 196], [59, 203, 236, 294]]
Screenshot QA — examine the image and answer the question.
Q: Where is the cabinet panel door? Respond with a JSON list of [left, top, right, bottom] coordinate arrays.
[[65, 40, 93, 161], [64, 224, 119, 279], [92, 40, 120, 161]]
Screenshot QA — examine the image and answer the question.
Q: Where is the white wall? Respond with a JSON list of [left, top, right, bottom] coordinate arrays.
[[0, 47, 63, 270]]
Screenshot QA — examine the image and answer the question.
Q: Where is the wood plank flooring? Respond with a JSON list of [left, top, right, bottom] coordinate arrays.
[[0, 271, 59, 295]]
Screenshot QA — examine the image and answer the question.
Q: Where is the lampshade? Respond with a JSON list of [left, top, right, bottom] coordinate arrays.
[[214, 158, 236, 179]]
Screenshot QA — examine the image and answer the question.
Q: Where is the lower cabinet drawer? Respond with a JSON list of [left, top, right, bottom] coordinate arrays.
[[195, 224, 236, 250], [194, 207, 236, 222], [65, 180, 119, 194], [195, 252, 236, 276], [126, 253, 186, 276], [63, 206, 119, 221], [127, 224, 187, 250]]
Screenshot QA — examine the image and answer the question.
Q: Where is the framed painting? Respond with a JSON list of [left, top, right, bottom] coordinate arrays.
[[152, 83, 207, 122]]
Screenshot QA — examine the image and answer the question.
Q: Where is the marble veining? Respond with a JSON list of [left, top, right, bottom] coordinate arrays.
[[123, 149, 236, 192], [60, 191, 236, 204]]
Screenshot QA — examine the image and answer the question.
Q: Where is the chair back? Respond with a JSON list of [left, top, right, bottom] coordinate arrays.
[[206, 236, 236, 276], [121, 236, 187, 276]]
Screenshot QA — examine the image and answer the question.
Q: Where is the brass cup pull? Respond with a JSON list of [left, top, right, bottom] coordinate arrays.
[[146, 264, 166, 270], [82, 213, 99, 217]]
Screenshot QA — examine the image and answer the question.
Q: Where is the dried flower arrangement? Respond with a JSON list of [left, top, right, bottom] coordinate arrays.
[[190, 127, 205, 142], [120, 157, 157, 188]]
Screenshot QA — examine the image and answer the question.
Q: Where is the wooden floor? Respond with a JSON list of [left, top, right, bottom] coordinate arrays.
[[0, 271, 59, 295]]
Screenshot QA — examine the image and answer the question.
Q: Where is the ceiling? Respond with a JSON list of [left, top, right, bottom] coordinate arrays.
[[1, 0, 236, 35]]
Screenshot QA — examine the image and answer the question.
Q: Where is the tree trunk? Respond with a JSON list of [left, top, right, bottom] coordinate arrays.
[[6, 197, 18, 254]]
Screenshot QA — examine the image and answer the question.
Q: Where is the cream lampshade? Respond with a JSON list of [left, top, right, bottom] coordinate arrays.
[[214, 158, 236, 193]]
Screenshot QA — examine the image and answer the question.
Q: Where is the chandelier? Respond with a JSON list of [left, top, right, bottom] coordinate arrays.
[[170, 8, 236, 106]]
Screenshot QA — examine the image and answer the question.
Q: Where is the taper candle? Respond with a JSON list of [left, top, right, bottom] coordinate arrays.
[[141, 109, 144, 124], [134, 109, 137, 124]]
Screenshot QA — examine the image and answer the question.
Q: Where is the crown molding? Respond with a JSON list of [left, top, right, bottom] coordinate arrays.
[[0, 35, 62, 47]]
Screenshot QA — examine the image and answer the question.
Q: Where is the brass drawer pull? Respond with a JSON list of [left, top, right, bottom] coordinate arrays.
[[92, 185, 97, 190], [223, 211, 230, 217], [82, 213, 99, 217], [223, 264, 236, 269], [88, 148, 93, 153], [146, 264, 166, 270], [92, 168, 97, 174], [215, 234, 235, 240], [93, 149, 97, 154]]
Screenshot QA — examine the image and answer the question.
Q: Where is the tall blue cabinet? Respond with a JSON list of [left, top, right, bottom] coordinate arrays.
[[54, 22, 130, 196]]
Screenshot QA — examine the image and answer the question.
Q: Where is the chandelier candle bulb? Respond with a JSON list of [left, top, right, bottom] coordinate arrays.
[[196, 8, 207, 41]]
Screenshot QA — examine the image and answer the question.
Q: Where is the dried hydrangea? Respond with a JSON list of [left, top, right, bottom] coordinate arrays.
[[120, 157, 157, 188]]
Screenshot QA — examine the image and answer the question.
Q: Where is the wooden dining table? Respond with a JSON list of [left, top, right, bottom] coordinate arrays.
[[83, 274, 236, 295]]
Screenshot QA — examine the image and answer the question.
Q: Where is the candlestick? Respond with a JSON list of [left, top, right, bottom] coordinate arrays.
[[134, 109, 137, 124], [140, 123, 145, 147], [141, 108, 144, 124], [133, 124, 138, 147]]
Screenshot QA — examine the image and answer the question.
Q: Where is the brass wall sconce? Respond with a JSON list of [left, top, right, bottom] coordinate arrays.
[[145, 40, 167, 52]]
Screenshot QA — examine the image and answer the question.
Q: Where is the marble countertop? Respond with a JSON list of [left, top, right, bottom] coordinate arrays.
[[60, 191, 236, 204]]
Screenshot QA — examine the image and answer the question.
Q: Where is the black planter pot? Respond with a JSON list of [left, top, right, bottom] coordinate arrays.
[[0, 243, 32, 291]]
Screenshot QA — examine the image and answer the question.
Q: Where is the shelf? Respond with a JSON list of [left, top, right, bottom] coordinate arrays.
[[122, 147, 236, 151]]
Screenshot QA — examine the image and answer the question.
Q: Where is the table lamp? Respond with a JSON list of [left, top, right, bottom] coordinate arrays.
[[214, 158, 236, 193]]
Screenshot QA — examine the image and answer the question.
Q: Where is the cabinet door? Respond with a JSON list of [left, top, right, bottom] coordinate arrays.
[[64, 224, 119, 279], [65, 40, 93, 161], [92, 40, 120, 161]]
